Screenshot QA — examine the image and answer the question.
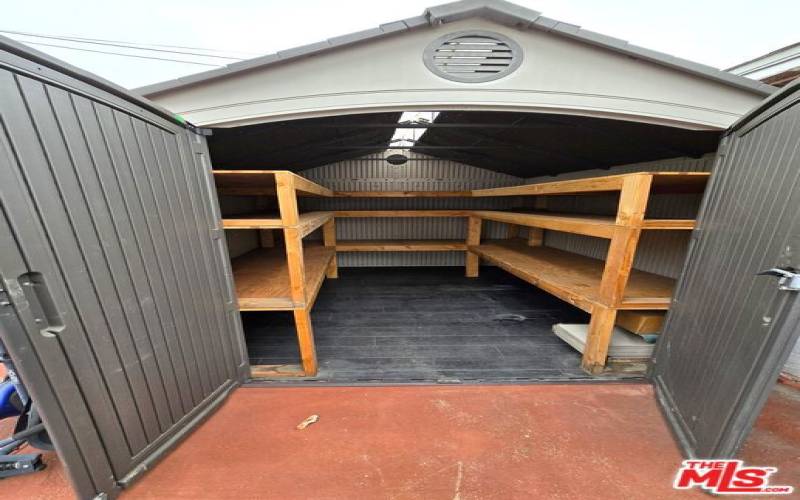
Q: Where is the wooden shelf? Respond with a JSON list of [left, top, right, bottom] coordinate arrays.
[[469, 240, 675, 312], [337, 240, 467, 252], [223, 211, 333, 236], [232, 245, 335, 311], [473, 210, 695, 237], [214, 170, 333, 197], [473, 211, 618, 239], [471, 172, 709, 197]]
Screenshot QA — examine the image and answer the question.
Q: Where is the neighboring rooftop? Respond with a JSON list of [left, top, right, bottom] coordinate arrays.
[[728, 42, 800, 88]]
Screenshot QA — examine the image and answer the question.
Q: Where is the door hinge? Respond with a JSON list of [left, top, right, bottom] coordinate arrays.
[[757, 267, 800, 291]]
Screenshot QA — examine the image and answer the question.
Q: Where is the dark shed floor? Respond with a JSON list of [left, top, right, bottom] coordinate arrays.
[[243, 267, 636, 383]]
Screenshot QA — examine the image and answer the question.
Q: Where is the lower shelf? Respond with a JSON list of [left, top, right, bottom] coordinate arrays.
[[337, 240, 466, 252], [469, 240, 675, 311], [232, 245, 335, 311]]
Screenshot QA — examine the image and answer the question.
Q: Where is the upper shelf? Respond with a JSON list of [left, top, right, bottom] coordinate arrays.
[[214, 170, 333, 197], [471, 172, 710, 197]]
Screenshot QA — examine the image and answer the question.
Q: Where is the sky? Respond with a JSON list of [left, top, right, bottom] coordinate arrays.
[[5, 0, 800, 90]]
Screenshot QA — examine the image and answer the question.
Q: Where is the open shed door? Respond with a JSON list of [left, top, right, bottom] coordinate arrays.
[[652, 82, 800, 458], [0, 39, 247, 498]]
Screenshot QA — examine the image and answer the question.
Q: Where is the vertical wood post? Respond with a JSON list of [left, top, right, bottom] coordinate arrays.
[[507, 224, 520, 239], [323, 218, 338, 279], [527, 227, 544, 246], [283, 227, 306, 305], [293, 308, 318, 376], [583, 174, 652, 372], [276, 173, 306, 305], [581, 305, 619, 374], [466, 216, 482, 277], [259, 229, 274, 248], [598, 174, 652, 306], [275, 172, 299, 226]]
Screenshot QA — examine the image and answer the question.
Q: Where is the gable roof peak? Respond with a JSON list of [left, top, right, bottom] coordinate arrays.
[[424, 0, 542, 27]]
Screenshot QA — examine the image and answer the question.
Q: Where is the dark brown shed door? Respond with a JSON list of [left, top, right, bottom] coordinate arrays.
[[652, 83, 800, 458], [0, 44, 247, 498]]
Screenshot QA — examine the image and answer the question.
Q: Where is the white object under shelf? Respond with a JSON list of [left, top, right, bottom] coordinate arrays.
[[552, 323, 656, 359]]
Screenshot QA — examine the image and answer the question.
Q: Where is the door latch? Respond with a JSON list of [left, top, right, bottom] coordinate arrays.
[[757, 267, 800, 291]]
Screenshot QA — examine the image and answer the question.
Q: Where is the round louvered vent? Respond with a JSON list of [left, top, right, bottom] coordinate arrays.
[[423, 31, 523, 83]]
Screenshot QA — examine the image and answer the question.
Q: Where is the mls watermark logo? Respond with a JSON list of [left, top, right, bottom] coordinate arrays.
[[674, 460, 794, 495]]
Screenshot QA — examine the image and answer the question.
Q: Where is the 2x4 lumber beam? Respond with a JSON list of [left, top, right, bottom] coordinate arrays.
[[214, 170, 333, 197], [471, 172, 708, 197], [291, 173, 333, 197], [293, 308, 318, 376], [275, 172, 300, 226], [527, 227, 543, 246], [466, 216, 482, 277], [259, 229, 275, 248], [336, 240, 466, 252], [323, 219, 338, 279], [334, 210, 469, 217], [616, 310, 665, 334], [223, 214, 282, 229], [600, 174, 653, 305], [584, 174, 653, 371], [283, 228, 306, 305], [334, 191, 472, 198], [472, 176, 626, 197], [472, 210, 618, 239], [581, 306, 619, 374], [297, 212, 334, 238]]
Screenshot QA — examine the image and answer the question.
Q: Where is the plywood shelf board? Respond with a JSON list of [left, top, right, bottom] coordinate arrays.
[[232, 245, 335, 311], [337, 240, 467, 252], [469, 240, 674, 312], [222, 211, 333, 234]]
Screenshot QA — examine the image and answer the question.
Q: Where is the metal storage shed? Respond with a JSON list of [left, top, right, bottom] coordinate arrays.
[[1, 1, 798, 498]]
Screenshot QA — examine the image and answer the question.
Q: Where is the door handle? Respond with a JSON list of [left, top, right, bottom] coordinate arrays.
[[13, 273, 65, 335], [757, 267, 800, 291]]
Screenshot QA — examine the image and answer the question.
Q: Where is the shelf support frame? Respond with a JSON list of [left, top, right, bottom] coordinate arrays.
[[276, 172, 318, 376], [583, 173, 653, 373], [466, 216, 482, 277]]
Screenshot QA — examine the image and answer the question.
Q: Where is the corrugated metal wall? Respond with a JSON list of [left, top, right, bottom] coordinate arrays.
[[300, 152, 522, 266]]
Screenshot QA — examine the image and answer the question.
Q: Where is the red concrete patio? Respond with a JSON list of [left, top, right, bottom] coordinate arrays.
[[1, 382, 796, 499]]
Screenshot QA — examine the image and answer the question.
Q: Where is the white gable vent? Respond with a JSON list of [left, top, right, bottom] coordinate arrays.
[[423, 30, 523, 83]]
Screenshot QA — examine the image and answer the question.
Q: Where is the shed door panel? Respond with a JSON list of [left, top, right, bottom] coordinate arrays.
[[652, 89, 800, 458], [0, 63, 246, 498]]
